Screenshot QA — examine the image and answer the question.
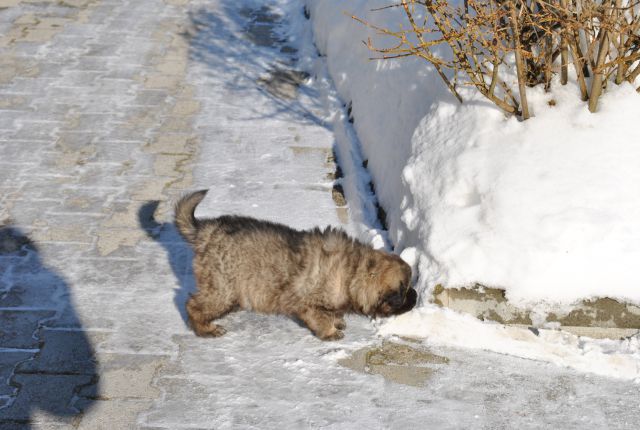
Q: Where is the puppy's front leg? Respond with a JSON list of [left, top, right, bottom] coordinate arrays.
[[297, 307, 344, 341], [333, 312, 346, 330]]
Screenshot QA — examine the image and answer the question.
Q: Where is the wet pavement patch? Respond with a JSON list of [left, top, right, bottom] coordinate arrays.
[[257, 68, 309, 99], [240, 5, 285, 48], [240, 5, 309, 100], [338, 341, 449, 387]]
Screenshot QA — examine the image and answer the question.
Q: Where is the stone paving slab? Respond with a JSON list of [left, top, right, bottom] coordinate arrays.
[[16, 329, 98, 375], [0, 352, 31, 397], [434, 285, 640, 333], [0, 311, 54, 350], [5, 373, 95, 418]]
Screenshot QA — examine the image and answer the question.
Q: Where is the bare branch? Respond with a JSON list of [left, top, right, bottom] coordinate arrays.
[[351, 0, 639, 117]]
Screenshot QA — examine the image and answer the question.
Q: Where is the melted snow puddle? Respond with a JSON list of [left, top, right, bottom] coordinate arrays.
[[337, 340, 449, 387], [378, 305, 640, 381]]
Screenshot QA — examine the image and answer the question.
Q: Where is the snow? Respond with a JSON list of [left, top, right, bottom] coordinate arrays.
[[303, 0, 640, 379], [404, 82, 640, 307], [379, 307, 640, 381], [303, 0, 640, 310]]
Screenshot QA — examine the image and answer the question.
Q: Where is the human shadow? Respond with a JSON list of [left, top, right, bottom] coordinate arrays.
[[0, 225, 98, 428], [137, 201, 195, 326]]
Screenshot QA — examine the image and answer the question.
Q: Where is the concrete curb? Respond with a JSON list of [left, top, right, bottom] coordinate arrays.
[[434, 285, 640, 338]]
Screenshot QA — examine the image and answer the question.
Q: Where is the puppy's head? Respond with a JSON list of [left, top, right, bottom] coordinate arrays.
[[358, 252, 417, 317]]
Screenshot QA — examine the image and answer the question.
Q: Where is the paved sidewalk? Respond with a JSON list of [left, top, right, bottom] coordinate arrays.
[[0, 0, 345, 427], [0, 0, 226, 427]]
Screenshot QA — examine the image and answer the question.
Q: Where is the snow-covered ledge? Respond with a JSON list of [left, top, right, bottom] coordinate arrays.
[[304, 0, 640, 330]]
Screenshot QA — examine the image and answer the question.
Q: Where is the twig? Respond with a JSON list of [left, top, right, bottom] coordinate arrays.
[[510, 2, 531, 118]]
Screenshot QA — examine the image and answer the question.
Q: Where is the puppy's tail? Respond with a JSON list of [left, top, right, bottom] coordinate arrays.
[[174, 189, 208, 244]]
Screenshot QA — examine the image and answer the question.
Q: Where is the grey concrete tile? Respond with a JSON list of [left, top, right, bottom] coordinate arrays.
[[1, 373, 95, 422], [0, 351, 32, 397], [16, 328, 97, 375], [0, 311, 54, 349]]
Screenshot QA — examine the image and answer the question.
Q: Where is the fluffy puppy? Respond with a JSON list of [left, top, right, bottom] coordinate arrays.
[[175, 190, 417, 340]]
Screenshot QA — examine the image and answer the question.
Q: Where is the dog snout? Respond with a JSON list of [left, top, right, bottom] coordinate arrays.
[[393, 287, 417, 315], [385, 287, 417, 312]]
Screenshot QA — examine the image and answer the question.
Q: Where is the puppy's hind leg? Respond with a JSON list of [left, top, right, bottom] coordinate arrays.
[[186, 290, 236, 337]]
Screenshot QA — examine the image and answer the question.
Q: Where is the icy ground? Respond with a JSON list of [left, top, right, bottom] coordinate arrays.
[[0, 0, 639, 428]]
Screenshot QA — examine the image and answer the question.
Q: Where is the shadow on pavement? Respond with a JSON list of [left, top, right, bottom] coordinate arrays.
[[183, 1, 324, 127], [0, 225, 98, 428], [138, 201, 195, 327]]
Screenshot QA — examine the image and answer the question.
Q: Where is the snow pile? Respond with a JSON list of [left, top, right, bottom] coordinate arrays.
[[304, 0, 640, 308], [379, 307, 640, 381], [401, 82, 640, 306]]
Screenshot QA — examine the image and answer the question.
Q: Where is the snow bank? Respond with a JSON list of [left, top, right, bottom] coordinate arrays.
[[305, 0, 640, 309], [379, 307, 640, 381]]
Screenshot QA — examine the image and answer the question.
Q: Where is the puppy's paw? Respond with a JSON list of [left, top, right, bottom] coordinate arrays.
[[320, 330, 344, 341], [193, 323, 227, 337], [334, 318, 346, 330]]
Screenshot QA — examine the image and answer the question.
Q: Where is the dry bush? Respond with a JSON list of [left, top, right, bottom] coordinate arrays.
[[354, 0, 640, 118]]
